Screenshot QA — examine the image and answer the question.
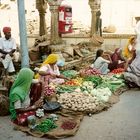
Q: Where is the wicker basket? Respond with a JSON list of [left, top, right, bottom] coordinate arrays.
[[45, 93, 57, 102], [90, 35, 104, 46], [0, 94, 9, 116]]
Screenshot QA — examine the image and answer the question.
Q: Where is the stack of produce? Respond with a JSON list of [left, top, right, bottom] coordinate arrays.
[[57, 93, 102, 113], [43, 85, 56, 96], [80, 81, 94, 94], [79, 67, 101, 77], [35, 119, 57, 133], [84, 75, 102, 87], [61, 70, 78, 79], [111, 68, 125, 74], [64, 77, 83, 86], [56, 85, 78, 93], [90, 87, 112, 103], [97, 76, 125, 92]]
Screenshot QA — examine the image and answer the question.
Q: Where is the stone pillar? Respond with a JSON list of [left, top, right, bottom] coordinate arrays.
[[47, 0, 63, 45], [89, 0, 101, 36], [36, 0, 47, 36]]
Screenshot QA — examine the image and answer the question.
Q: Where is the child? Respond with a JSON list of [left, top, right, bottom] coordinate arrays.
[[91, 49, 112, 74]]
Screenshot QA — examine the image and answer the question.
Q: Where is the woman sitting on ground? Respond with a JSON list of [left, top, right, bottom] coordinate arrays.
[[121, 36, 136, 61], [36, 54, 68, 85], [91, 49, 112, 74], [123, 47, 140, 88], [111, 36, 136, 63], [9, 68, 43, 122]]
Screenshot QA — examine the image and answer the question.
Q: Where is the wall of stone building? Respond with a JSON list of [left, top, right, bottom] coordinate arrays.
[[101, 0, 140, 32], [27, 32, 132, 52], [53, 36, 128, 52]]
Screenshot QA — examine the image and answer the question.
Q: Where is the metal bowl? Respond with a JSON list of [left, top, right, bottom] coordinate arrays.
[[43, 101, 61, 111]]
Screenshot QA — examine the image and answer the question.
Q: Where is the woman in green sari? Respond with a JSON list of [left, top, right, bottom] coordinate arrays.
[[9, 68, 43, 122]]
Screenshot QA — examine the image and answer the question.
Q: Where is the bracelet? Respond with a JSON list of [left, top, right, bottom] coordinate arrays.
[[31, 105, 36, 109], [40, 96, 44, 99]]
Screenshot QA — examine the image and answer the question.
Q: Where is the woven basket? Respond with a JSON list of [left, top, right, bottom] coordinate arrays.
[[45, 93, 57, 102], [90, 35, 104, 47], [0, 94, 9, 116], [63, 46, 74, 56]]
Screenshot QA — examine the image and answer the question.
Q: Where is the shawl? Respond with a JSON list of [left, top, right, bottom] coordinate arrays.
[[9, 68, 34, 120], [35, 54, 58, 79]]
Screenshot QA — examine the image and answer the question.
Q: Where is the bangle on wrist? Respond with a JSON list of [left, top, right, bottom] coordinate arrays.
[[31, 105, 36, 109]]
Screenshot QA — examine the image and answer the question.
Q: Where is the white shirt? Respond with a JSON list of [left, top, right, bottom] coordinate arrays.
[[39, 64, 60, 76], [14, 94, 30, 109], [0, 37, 16, 53], [93, 57, 110, 69]]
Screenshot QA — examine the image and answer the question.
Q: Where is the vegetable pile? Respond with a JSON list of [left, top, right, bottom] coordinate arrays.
[[84, 75, 102, 86], [90, 87, 112, 103], [111, 68, 125, 74], [61, 70, 78, 79], [43, 85, 56, 97], [35, 119, 57, 133], [58, 93, 101, 112], [61, 121, 77, 130], [64, 78, 83, 86], [79, 67, 101, 77], [56, 85, 78, 93]]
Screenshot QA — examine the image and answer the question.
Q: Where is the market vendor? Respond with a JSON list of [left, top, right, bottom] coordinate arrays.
[[111, 36, 136, 63], [123, 20, 140, 87], [0, 27, 16, 75], [91, 49, 112, 74], [124, 51, 140, 88], [37, 54, 69, 85], [9, 68, 43, 123]]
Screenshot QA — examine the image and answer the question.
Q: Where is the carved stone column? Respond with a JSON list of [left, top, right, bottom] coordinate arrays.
[[36, 0, 47, 36], [47, 0, 63, 45], [89, 0, 101, 36]]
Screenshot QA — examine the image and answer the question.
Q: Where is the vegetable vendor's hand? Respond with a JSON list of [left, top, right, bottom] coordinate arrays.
[[34, 98, 44, 108], [50, 74, 57, 79], [65, 77, 70, 81]]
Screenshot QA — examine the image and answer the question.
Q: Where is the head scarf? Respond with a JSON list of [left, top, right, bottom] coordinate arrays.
[[9, 68, 34, 120], [3, 27, 11, 33], [35, 54, 58, 79], [122, 36, 136, 59], [42, 54, 58, 66]]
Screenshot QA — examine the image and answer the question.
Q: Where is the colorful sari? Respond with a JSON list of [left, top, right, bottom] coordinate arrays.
[[35, 54, 58, 79], [121, 36, 136, 60], [124, 52, 140, 87], [9, 68, 34, 120]]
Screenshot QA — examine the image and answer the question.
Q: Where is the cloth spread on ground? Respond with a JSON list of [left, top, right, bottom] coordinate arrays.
[[14, 110, 84, 138]]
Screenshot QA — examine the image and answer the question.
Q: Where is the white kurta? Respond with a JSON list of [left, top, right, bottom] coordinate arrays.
[[0, 37, 16, 72]]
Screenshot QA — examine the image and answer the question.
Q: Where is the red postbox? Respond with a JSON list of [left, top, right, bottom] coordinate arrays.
[[58, 4, 72, 34]]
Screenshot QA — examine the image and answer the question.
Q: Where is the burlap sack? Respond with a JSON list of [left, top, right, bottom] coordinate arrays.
[[14, 110, 84, 138], [63, 46, 74, 57], [0, 94, 9, 116], [90, 35, 104, 46]]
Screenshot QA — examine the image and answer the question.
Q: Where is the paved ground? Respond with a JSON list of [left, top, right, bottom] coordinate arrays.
[[0, 89, 140, 140]]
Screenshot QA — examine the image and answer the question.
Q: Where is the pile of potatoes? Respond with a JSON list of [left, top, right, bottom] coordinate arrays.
[[57, 92, 102, 113]]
